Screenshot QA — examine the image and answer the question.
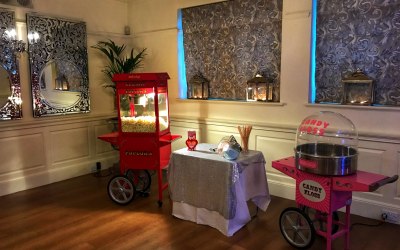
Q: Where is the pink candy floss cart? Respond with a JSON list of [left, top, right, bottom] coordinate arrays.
[[272, 111, 398, 249]]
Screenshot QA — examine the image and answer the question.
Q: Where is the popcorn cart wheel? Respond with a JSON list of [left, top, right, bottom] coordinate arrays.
[[126, 169, 152, 196], [108, 175, 137, 205], [107, 170, 151, 205], [279, 207, 316, 249]]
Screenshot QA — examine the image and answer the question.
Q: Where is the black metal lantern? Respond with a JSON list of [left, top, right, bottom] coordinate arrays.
[[342, 69, 374, 105], [246, 74, 272, 102], [187, 72, 209, 99]]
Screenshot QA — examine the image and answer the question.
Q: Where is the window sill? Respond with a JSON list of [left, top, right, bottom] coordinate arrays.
[[175, 98, 286, 106], [306, 103, 400, 111]]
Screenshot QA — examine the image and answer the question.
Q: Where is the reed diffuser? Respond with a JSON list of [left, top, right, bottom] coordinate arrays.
[[238, 125, 252, 152]]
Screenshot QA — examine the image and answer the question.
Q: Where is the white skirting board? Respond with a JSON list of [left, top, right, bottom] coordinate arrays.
[[0, 155, 118, 197]]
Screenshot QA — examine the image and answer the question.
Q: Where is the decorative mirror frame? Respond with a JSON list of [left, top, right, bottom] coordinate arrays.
[[0, 9, 25, 120], [26, 13, 90, 117]]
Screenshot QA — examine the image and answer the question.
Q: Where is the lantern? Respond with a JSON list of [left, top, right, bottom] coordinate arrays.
[[187, 72, 209, 99], [246, 74, 273, 102], [342, 69, 374, 105]]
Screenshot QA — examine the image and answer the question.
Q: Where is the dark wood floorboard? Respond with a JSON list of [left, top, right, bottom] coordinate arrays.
[[0, 172, 399, 250]]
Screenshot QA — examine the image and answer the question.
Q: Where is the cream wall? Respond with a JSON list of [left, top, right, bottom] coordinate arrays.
[[13, 0, 132, 119], [129, 0, 400, 221], [0, 0, 131, 196], [0, 0, 399, 223], [129, 0, 400, 137]]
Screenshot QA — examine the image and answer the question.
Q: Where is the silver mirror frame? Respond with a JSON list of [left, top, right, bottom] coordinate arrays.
[[0, 9, 25, 120], [27, 13, 90, 117]]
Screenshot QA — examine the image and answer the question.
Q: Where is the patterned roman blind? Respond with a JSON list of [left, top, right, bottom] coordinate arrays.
[[315, 0, 400, 105], [181, 0, 282, 101]]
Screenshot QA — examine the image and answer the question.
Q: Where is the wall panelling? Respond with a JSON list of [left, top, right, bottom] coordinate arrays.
[[50, 127, 90, 164], [0, 132, 45, 177], [0, 115, 118, 197], [170, 115, 400, 221]]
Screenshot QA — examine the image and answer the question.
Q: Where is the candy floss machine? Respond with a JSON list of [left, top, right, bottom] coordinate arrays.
[[98, 73, 181, 207], [295, 111, 358, 176], [272, 111, 398, 250]]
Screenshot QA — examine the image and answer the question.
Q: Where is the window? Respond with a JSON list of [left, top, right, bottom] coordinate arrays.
[[178, 0, 283, 101], [312, 0, 400, 106]]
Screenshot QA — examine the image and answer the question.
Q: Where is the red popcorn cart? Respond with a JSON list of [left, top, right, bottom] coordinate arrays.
[[98, 73, 181, 207], [272, 111, 398, 250]]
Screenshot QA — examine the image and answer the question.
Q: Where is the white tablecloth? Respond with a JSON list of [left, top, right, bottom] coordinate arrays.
[[168, 143, 271, 236]]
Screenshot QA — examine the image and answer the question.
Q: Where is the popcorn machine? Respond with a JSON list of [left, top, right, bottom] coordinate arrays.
[[98, 73, 181, 207]]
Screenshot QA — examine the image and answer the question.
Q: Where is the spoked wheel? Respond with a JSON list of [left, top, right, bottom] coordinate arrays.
[[126, 170, 152, 195], [303, 207, 340, 234], [279, 207, 315, 249], [107, 175, 136, 205]]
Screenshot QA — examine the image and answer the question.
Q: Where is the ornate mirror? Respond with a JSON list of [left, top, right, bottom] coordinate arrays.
[[26, 13, 90, 117], [0, 9, 25, 120]]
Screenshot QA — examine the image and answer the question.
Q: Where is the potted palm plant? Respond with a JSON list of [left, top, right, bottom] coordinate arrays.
[[92, 39, 146, 93]]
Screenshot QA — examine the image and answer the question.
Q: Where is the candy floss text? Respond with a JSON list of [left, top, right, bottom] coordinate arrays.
[[299, 119, 330, 136], [299, 180, 326, 202]]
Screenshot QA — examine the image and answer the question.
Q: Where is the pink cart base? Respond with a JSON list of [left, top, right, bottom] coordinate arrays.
[[272, 156, 398, 250]]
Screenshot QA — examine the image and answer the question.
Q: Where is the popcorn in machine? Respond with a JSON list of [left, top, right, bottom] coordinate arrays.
[[98, 72, 181, 207]]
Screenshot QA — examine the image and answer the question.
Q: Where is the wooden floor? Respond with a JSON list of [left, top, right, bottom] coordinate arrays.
[[1, 172, 400, 250]]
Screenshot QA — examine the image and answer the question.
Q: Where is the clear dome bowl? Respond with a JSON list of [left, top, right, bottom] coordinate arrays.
[[296, 111, 358, 148], [295, 111, 358, 176]]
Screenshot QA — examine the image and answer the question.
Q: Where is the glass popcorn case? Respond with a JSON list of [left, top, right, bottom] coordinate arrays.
[[115, 73, 170, 134]]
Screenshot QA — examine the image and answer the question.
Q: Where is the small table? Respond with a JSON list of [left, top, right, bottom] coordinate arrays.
[[168, 143, 271, 236]]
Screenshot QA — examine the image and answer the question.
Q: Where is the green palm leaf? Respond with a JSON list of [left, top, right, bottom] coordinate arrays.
[[91, 40, 146, 90]]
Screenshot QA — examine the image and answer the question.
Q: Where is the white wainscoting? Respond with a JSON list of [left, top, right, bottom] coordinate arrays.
[[2, 113, 399, 221], [0, 114, 119, 197], [170, 115, 400, 222]]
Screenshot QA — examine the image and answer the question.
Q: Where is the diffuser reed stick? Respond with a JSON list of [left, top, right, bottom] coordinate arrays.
[[238, 125, 252, 152]]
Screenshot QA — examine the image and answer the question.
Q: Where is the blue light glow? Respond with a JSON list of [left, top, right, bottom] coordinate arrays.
[[177, 9, 187, 99], [310, 0, 317, 103]]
